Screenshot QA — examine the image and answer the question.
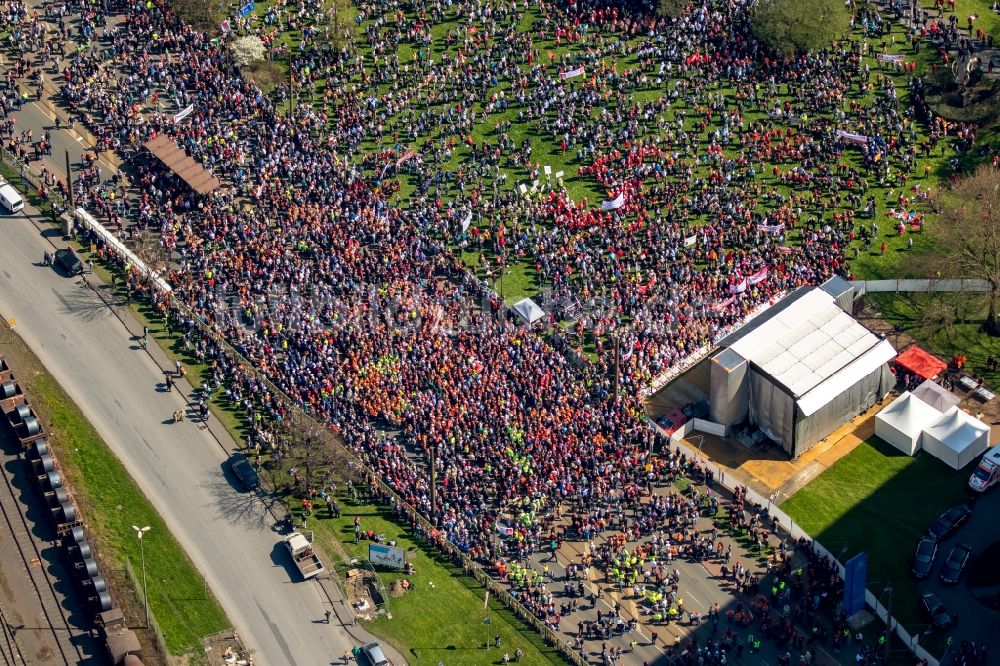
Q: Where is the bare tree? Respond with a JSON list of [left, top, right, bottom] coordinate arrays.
[[930, 165, 1000, 335]]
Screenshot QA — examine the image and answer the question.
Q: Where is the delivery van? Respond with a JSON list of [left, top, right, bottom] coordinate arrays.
[[0, 178, 24, 213]]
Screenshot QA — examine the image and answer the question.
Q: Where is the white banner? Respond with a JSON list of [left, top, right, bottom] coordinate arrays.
[[559, 66, 585, 80], [876, 54, 905, 63], [729, 277, 748, 294], [747, 267, 769, 285], [461, 210, 472, 232], [836, 130, 869, 145], [601, 192, 625, 210], [757, 223, 784, 234], [684, 234, 697, 247], [174, 104, 195, 123]]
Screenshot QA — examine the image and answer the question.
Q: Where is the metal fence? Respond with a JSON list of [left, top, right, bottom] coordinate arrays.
[[171, 303, 589, 666], [0, 144, 68, 217], [649, 416, 941, 666], [123, 557, 170, 661], [851, 279, 990, 294]]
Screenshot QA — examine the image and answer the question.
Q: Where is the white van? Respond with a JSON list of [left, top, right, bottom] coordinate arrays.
[[969, 446, 1000, 492], [0, 179, 24, 213]]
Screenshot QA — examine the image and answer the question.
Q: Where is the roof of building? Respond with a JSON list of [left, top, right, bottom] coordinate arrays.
[[143, 134, 222, 195], [724, 287, 890, 399]]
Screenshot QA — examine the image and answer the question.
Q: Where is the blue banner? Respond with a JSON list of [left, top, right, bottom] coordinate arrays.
[[843, 552, 868, 616], [239, 1, 255, 17]]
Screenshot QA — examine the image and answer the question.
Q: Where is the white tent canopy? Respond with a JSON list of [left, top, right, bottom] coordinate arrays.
[[922, 406, 990, 470], [911, 379, 960, 413], [511, 298, 547, 325], [874, 392, 939, 455], [715, 287, 896, 457]]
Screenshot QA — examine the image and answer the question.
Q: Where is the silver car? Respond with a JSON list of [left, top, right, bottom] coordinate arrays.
[[361, 643, 390, 666]]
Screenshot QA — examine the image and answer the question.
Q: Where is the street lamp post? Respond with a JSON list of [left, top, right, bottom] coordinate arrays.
[[132, 525, 151, 628]]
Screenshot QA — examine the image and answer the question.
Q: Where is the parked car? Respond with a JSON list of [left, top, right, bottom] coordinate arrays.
[[227, 453, 259, 490], [911, 537, 938, 579], [361, 642, 391, 666], [940, 543, 972, 584], [920, 593, 954, 629], [54, 248, 84, 276], [928, 504, 972, 541]]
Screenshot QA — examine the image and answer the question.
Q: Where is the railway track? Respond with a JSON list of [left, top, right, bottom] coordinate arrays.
[[0, 446, 87, 665]]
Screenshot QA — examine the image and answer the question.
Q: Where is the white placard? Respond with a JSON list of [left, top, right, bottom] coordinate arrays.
[[369, 544, 405, 570]]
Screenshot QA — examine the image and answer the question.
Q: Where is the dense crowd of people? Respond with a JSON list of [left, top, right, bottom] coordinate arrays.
[[2, 0, 985, 555], [4, 0, 989, 662]]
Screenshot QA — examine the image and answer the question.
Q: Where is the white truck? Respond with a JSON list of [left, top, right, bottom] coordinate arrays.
[[969, 446, 1000, 492], [282, 532, 325, 580]]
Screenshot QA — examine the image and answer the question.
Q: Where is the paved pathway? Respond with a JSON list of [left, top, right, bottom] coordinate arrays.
[[489, 472, 867, 666]]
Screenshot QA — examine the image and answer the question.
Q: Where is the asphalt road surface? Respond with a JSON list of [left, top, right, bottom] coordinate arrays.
[[912, 490, 1000, 660], [0, 206, 390, 664], [4, 91, 119, 188]]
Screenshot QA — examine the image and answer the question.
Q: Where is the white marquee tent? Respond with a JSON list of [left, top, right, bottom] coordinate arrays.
[[922, 406, 990, 470], [874, 392, 939, 455], [511, 298, 547, 326], [910, 379, 960, 413]]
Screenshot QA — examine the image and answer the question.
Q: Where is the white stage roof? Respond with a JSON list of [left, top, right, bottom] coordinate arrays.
[[727, 288, 886, 399]]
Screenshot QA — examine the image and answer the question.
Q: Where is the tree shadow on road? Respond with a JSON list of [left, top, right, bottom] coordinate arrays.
[[53, 281, 116, 322], [203, 470, 281, 531]]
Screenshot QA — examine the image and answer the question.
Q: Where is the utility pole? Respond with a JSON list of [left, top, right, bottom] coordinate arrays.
[[287, 56, 295, 119], [613, 332, 620, 400], [65, 148, 74, 210]]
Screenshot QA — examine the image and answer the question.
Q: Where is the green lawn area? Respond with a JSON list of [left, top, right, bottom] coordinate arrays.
[[20, 361, 230, 657], [868, 292, 1000, 387], [304, 497, 564, 666], [781, 437, 970, 628]]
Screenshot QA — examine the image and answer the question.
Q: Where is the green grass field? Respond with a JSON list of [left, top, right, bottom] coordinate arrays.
[[301, 497, 564, 666], [10, 351, 229, 657], [868, 292, 1000, 388], [781, 437, 970, 627]]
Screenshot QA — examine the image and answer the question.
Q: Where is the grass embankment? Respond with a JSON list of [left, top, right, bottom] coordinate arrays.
[[0, 326, 230, 658], [303, 497, 564, 665], [781, 437, 969, 628]]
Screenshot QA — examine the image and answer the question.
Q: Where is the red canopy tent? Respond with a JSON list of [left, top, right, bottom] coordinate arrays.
[[895, 345, 947, 380]]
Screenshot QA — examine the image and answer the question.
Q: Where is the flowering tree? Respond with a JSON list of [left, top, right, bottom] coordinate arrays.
[[230, 35, 267, 67]]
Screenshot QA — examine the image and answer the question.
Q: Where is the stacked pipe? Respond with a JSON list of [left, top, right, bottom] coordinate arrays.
[[1, 356, 142, 664]]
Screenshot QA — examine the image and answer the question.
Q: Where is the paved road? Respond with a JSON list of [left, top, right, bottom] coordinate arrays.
[[0, 205, 394, 665], [2, 85, 119, 189], [913, 490, 1000, 661]]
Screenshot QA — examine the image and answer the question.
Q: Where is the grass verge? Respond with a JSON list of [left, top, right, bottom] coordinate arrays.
[[781, 437, 969, 628], [300, 495, 565, 666], [0, 325, 230, 659]]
